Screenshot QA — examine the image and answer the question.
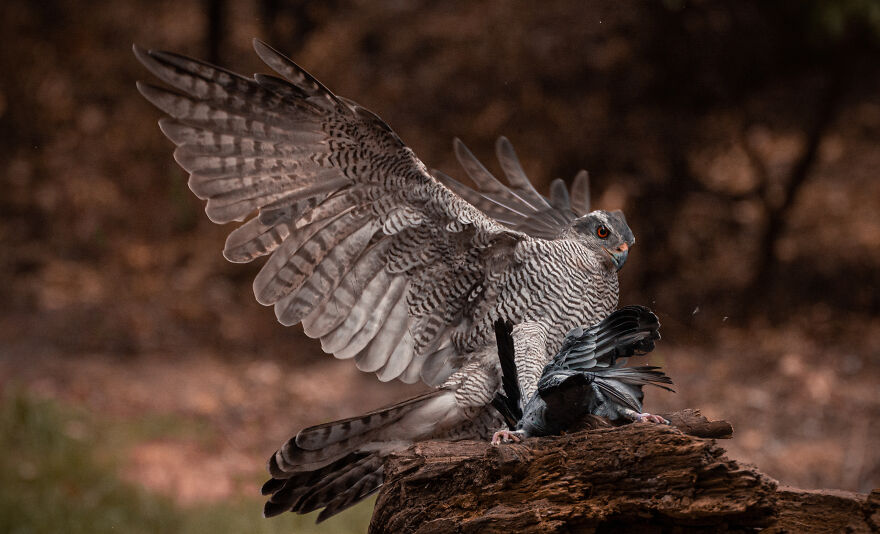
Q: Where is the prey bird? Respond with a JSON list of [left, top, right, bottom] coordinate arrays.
[[135, 39, 638, 521], [491, 306, 673, 445]]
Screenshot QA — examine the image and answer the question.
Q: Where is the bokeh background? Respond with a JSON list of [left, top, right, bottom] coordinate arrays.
[[2, 0, 879, 532]]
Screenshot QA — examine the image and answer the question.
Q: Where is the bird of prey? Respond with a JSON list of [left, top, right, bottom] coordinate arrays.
[[491, 306, 673, 444], [134, 39, 637, 521]]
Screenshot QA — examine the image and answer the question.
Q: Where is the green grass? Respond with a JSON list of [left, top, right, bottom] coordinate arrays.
[[0, 389, 372, 534]]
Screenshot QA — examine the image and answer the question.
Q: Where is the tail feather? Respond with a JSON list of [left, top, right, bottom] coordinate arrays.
[[264, 390, 452, 519], [295, 390, 442, 450], [592, 376, 643, 413], [592, 365, 675, 392], [266, 450, 365, 487], [295, 455, 383, 515], [278, 431, 376, 472], [315, 465, 383, 523], [263, 452, 368, 517]]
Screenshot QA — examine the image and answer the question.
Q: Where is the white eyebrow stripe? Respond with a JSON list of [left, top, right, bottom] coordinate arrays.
[[591, 211, 609, 226]]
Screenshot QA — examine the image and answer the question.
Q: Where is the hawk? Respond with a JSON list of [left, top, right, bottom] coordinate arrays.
[[135, 39, 638, 521]]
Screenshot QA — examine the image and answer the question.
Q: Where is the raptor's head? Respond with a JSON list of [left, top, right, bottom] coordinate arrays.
[[569, 210, 635, 272]]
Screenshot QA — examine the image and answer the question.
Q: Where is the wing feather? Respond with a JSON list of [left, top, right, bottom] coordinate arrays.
[[354, 295, 410, 372], [274, 220, 381, 326], [453, 138, 540, 214], [331, 276, 406, 359], [570, 170, 591, 214], [434, 138, 592, 239], [253, 213, 349, 305], [320, 271, 395, 356], [494, 136, 552, 211], [376, 331, 415, 382], [135, 41, 528, 385], [300, 239, 392, 338], [222, 208, 294, 263]]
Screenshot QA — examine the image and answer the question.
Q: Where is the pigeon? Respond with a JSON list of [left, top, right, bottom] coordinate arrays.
[[491, 306, 673, 444]]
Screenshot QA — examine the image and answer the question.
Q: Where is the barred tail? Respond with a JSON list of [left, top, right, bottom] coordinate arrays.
[[262, 390, 455, 521]]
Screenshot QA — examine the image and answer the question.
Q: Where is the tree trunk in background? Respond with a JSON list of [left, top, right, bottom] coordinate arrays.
[[370, 410, 878, 533], [205, 0, 225, 64], [747, 58, 847, 299], [258, 0, 331, 55]]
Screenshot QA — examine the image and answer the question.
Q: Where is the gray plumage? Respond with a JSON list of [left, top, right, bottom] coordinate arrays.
[[135, 40, 638, 520], [492, 306, 672, 442]]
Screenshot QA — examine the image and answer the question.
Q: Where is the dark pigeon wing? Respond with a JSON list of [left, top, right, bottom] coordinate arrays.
[[558, 306, 661, 371], [491, 319, 522, 428]]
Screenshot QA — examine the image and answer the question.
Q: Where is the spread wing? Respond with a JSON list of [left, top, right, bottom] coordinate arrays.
[[134, 40, 531, 386], [432, 138, 591, 239]]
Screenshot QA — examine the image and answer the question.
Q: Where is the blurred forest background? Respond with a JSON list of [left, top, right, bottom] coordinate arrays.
[[1, 0, 879, 532]]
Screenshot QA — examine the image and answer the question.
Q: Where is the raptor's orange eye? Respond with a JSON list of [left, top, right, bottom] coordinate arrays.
[[596, 225, 609, 239]]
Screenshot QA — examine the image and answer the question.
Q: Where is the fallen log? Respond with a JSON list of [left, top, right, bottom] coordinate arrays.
[[370, 409, 877, 533]]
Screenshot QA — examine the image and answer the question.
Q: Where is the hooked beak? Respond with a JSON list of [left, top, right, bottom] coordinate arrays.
[[603, 243, 629, 271]]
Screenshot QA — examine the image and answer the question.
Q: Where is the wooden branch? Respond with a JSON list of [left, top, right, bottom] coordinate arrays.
[[370, 410, 876, 533], [661, 408, 733, 439]]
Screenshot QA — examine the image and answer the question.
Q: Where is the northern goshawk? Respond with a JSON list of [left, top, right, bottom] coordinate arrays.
[[135, 39, 640, 521]]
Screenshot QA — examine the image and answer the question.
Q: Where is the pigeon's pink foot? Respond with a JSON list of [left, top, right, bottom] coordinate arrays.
[[491, 429, 523, 445], [635, 413, 669, 424]]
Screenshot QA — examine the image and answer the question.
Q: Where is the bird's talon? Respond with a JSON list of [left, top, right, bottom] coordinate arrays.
[[491, 429, 522, 445], [635, 412, 668, 424]]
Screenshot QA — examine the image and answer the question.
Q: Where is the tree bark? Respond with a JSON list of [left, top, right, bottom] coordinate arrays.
[[369, 410, 877, 533]]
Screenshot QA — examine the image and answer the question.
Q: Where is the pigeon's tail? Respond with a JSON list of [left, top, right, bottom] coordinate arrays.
[[262, 389, 455, 521], [592, 366, 675, 392], [588, 366, 675, 416]]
